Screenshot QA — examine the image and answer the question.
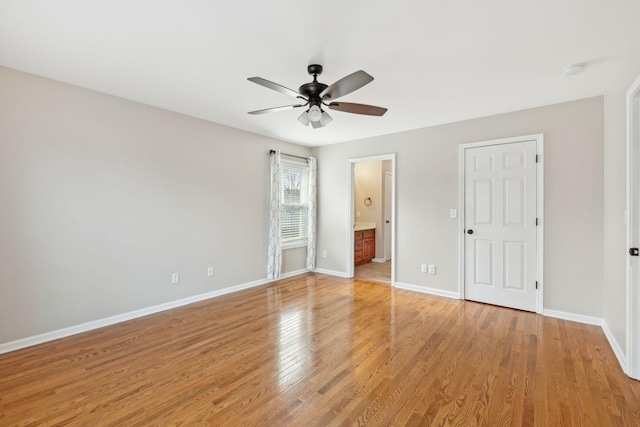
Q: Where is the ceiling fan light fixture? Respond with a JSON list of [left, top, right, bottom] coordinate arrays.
[[308, 105, 322, 122], [297, 111, 310, 126], [320, 111, 333, 127], [247, 65, 387, 128]]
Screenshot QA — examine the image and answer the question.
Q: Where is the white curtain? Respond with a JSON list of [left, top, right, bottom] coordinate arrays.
[[267, 151, 282, 279], [306, 156, 318, 270]]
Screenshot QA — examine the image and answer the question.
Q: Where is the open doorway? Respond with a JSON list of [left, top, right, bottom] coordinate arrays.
[[347, 154, 395, 285]]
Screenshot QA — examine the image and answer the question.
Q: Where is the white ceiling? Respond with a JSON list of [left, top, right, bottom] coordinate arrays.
[[1, 1, 639, 147]]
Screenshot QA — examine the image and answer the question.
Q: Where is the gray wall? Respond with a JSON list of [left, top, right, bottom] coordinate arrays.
[[314, 97, 604, 316], [603, 36, 640, 354], [0, 63, 614, 348], [0, 66, 310, 344]]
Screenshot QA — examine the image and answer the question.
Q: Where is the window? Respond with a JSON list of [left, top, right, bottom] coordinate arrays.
[[280, 160, 309, 246]]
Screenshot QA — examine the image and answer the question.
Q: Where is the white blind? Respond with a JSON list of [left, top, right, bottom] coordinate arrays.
[[280, 161, 309, 243]]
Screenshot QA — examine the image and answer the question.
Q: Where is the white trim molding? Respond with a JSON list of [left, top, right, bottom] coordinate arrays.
[[543, 309, 626, 372], [394, 282, 461, 300], [0, 270, 314, 355], [1, 268, 628, 379], [542, 308, 603, 326], [282, 240, 308, 250], [280, 268, 310, 279], [603, 322, 628, 373], [312, 268, 350, 278], [626, 72, 640, 380]]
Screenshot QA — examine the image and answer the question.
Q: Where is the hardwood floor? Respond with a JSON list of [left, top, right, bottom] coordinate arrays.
[[1, 273, 639, 426], [355, 260, 391, 283]]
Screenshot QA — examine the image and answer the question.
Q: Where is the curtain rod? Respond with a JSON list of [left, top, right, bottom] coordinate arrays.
[[269, 150, 309, 161]]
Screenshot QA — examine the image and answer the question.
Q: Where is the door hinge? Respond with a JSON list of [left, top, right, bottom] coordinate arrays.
[[536, 218, 539, 226], [536, 281, 538, 290], [536, 154, 539, 163]]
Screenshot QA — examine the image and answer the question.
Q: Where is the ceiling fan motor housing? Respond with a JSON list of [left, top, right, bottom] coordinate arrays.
[[299, 81, 327, 106]]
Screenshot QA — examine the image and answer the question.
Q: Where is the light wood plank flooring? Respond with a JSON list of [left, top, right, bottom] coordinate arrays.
[[355, 260, 391, 283], [1, 273, 639, 426]]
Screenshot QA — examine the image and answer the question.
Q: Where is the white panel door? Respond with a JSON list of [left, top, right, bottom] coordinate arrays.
[[464, 140, 537, 311]]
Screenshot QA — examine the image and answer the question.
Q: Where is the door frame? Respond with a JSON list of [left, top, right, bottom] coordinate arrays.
[[384, 171, 393, 261], [626, 72, 640, 379], [347, 153, 396, 285], [458, 134, 544, 314]]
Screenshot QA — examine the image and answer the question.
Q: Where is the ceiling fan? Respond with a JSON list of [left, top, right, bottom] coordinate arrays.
[[247, 64, 387, 128]]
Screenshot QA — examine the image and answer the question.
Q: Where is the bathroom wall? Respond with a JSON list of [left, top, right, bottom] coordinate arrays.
[[354, 160, 391, 260]]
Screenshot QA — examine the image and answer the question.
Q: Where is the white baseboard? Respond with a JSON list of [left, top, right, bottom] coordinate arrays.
[[371, 258, 387, 263], [280, 268, 309, 279], [394, 282, 461, 299], [1, 270, 630, 379], [0, 276, 278, 355], [542, 309, 604, 326], [312, 268, 350, 278], [601, 321, 627, 372], [542, 308, 628, 373]]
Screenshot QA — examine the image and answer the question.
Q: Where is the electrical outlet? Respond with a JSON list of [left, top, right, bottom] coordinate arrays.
[[357, 211, 361, 218], [428, 265, 436, 275], [171, 273, 179, 284], [207, 267, 214, 277], [322, 250, 327, 258], [421, 264, 427, 273]]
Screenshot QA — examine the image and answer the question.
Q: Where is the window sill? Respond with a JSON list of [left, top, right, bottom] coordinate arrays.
[[282, 240, 308, 250]]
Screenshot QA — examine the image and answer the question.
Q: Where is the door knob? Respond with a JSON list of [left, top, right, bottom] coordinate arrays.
[[630, 248, 639, 256], [467, 229, 474, 234]]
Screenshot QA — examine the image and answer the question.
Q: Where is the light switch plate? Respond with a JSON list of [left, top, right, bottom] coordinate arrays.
[[450, 209, 457, 218]]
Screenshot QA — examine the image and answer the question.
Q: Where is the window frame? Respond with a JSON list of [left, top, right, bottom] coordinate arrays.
[[280, 159, 310, 249]]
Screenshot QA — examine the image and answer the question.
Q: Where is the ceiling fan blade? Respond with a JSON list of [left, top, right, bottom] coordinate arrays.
[[327, 102, 387, 116], [320, 70, 374, 100], [247, 77, 302, 98], [248, 104, 305, 115]]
